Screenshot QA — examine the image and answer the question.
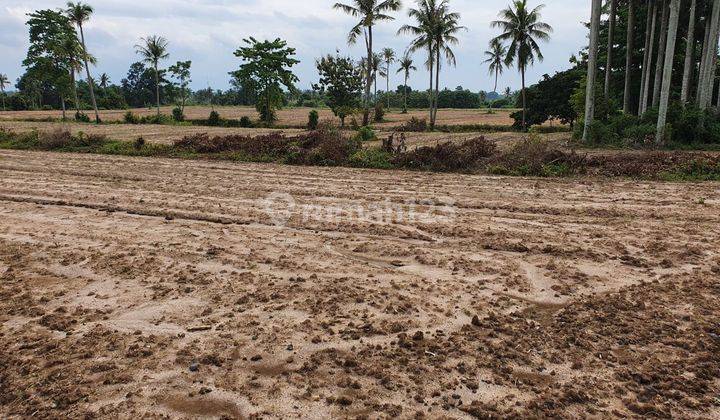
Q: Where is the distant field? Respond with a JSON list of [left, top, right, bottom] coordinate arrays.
[[0, 106, 535, 128]]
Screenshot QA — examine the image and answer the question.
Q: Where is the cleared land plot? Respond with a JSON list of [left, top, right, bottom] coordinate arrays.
[[0, 106, 524, 128], [0, 150, 718, 418]]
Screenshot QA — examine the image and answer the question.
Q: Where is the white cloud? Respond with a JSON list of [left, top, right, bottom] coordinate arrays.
[[0, 0, 591, 93]]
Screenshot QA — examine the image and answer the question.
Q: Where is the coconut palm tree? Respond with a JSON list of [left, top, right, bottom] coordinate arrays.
[[651, 0, 668, 109], [99, 73, 110, 90], [492, 0, 552, 130], [135, 35, 169, 117], [0, 74, 9, 111], [396, 54, 417, 112], [370, 52, 385, 99], [333, 0, 402, 125], [483, 39, 507, 93], [583, 0, 602, 143], [381, 47, 396, 108], [60, 34, 89, 114], [399, 0, 437, 126], [66, 2, 100, 123], [604, 0, 617, 99], [680, 0, 697, 104], [430, 2, 465, 127]]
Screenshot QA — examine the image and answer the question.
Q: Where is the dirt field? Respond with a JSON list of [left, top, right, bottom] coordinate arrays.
[[0, 106, 522, 128], [0, 150, 718, 418]]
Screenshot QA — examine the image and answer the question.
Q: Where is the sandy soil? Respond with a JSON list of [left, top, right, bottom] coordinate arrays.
[[0, 150, 719, 418], [0, 106, 521, 128]]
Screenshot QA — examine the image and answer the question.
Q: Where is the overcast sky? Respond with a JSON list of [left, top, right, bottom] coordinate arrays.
[[1, 0, 590, 93]]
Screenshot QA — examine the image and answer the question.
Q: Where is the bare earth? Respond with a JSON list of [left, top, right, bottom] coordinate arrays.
[[1, 150, 719, 418]]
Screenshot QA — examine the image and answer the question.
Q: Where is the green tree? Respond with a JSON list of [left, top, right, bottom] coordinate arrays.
[[135, 35, 169, 117], [168, 60, 192, 113], [381, 47, 395, 108], [314, 53, 364, 126], [396, 54, 417, 112], [66, 2, 100, 123], [99, 73, 110, 89], [492, 0, 553, 130], [484, 39, 507, 93], [230, 37, 299, 125], [333, 0, 402, 126], [0, 74, 8, 111]]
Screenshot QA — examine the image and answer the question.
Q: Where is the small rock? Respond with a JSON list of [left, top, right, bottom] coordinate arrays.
[[286, 344, 294, 351], [189, 362, 199, 372], [412, 331, 424, 341], [250, 355, 263, 362], [471, 315, 481, 327]]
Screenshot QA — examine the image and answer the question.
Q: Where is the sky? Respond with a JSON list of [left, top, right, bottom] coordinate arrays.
[[0, 0, 591, 93]]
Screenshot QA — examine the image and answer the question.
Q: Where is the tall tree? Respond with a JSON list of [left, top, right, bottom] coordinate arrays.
[[399, 0, 438, 126], [698, 0, 720, 108], [396, 54, 417, 113], [431, 1, 465, 126], [333, 0, 402, 126], [99, 73, 109, 89], [584, 0, 603, 142], [656, 0, 680, 143], [639, 0, 657, 115], [0, 74, 9, 111], [168, 61, 191, 113], [230, 37, 299, 125], [623, 0, 636, 113], [381, 47, 396, 108], [484, 39, 508, 93], [66, 2, 100, 123], [604, 0, 617, 98], [314, 53, 364, 126], [135, 35, 169, 117], [680, 0, 697, 104], [492, 0, 553, 130], [652, 0, 669, 108]]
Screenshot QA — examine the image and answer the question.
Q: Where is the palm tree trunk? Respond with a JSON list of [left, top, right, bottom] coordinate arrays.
[[697, 16, 711, 103], [428, 47, 435, 128], [434, 47, 441, 127], [70, 70, 80, 114], [60, 95, 67, 121], [656, 0, 681, 144], [363, 27, 373, 126], [605, 0, 618, 98], [494, 68, 499, 93], [404, 73, 408, 112], [584, 0, 602, 142], [154, 62, 160, 117], [78, 24, 100, 124], [652, 0, 669, 108], [521, 65, 527, 130], [1, 86, 5, 112], [639, 0, 656, 115], [623, 0, 636, 113], [386, 63, 391, 109], [680, 0, 697, 104]]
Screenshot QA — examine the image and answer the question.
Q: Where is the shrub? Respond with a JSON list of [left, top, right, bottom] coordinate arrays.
[[239, 116, 253, 128], [373, 102, 385, 122], [207, 110, 221, 126], [308, 110, 319, 130], [75, 111, 90, 123], [491, 135, 586, 176], [392, 137, 497, 171], [124, 111, 140, 124], [355, 126, 377, 142], [140, 114, 173, 125], [73, 132, 108, 147], [402, 117, 428, 132], [134, 137, 146, 150], [38, 129, 73, 149], [623, 124, 656, 146], [348, 149, 394, 169], [172, 107, 185, 122]]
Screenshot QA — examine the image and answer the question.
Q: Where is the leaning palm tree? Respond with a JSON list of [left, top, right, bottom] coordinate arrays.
[[135, 35, 169, 117], [60, 34, 89, 114], [396, 54, 417, 113], [381, 48, 396, 108], [66, 2, 100, 123], [333, 0, 402, 125], [492, 0, 552, 130], [0, 74, 9, 111], [431, 2, 466, 125], [483, 39, 507, 93]]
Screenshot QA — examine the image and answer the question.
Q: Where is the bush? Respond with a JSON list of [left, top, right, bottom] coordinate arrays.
[[491, 135, 586, 177], [308, 110, 319, 130], [355, 126, 377, 142], [38, 129, 73, 149], [172, 107, 185, 122], [140, 114, 173, 125], [75, 111, 90, 123], [392, 137, 497, 171], [623, 124, 656, 145], [124, 111, 140, 124], [207, 110, 221, 126], [73, 132, 108, 147], [402, 117, 428, 132], [348, 149, 394, 169], [239, 116, 253, 128], [134, 137, 146, 150], [373, 102, 385, 122]]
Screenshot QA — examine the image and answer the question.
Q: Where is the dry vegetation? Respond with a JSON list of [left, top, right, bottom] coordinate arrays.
[[0, 150, 719, 418]]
